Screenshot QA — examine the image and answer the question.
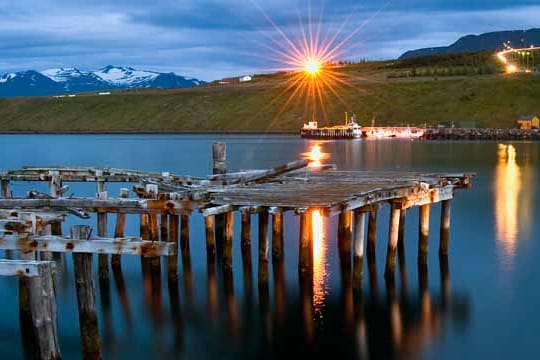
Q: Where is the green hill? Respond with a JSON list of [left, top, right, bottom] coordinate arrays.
[[0, 51, 538, 132]]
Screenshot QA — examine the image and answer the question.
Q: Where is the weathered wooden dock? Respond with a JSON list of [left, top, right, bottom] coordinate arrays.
[[0, 142, 472, 359]]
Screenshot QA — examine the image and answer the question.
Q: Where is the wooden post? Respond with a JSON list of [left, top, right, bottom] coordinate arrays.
[[71, 225, 101, 359], [223, 211, 233, 270], [204, 215, 216, 262], [241, 211, 251, 254], [384, 204, 401, 280], [439, 200, 451, 257], [111, 188, 129, 269], [97, 186, 109, 279], [353, 210, 366, 291], [1, 179, 9, 197], [168, 215, 179, 278], [14, 260, 61, 360], [367, 206, 378, 256], [397, 209, 407, 258], [338, 210, 353, 261], [418, 204, 431, 265], [258, 210, 269, 285], [271, 209, 284, 264], [298, 211, 311, 275], [2, 180, 12, 259], [212, 142, 227, 175]]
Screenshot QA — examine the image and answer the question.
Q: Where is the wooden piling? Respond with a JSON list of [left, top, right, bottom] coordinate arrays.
[[258, 209, 269, 285], [271, 209, 284, 264], [111, 188, 129, 269], [1, 179, 9, 197], [384, 204, 401, 280], [11, 260, 61, 360], [353, 210, 366, 291], [204, 215, 216, 262], [212, 142, 227, 175], [71, 225, 101, 359], [367, 206, 378, 256], [223, 211, 233, 270], [397, 209, 407, 258], [241, 211, 251, 254], [418, 204, 431, 265], [439, 200, 451, 257], [298, 211, 311, 275], [168, 215, 179, 278], [338, 210, 353, 262], [97, 188, 109, 279]]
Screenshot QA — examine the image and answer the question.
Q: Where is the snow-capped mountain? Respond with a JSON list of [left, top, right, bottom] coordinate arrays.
[[0, 66, 203, 97]]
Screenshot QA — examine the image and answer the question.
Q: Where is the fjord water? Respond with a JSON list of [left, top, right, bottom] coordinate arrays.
[[0, 135, 539, 359]]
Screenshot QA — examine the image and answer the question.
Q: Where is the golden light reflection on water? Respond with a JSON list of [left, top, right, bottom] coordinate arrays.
[[303, 143, 330, 168], [494, 144, 521, 261], [312, 209, 328, 315]]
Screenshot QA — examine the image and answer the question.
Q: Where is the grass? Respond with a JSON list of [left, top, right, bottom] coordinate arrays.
[[0, 52, 538, 132]]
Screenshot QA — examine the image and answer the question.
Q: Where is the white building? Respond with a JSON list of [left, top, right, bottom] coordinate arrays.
[[239, 75, 252, 83]]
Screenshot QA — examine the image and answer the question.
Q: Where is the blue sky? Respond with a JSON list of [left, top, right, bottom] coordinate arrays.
[[0, 0, 538, 80]]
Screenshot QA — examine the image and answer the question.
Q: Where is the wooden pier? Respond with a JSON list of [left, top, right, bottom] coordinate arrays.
[[0, 142, 472, 359]]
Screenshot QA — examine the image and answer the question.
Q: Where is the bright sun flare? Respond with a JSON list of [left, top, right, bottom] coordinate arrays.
[[304, 59, 321, 76]]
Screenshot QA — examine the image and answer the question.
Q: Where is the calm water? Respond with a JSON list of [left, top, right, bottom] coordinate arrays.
[[0, 135, 539, 359]]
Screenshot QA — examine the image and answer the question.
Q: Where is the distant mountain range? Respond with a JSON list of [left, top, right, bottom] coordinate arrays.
[[400, 28, 540, 59], [0, 66, 204, 97]]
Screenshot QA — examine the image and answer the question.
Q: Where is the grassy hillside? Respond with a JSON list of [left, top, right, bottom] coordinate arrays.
[[0, 52, 538, 132]]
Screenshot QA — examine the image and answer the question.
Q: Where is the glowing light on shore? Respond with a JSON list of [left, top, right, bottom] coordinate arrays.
[[506, 64, 518, 74]]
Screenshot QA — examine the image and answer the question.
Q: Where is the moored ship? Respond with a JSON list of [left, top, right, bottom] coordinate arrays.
[[301, 113, 362, 139]]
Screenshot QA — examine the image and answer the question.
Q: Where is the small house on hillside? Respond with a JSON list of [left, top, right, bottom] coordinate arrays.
[[239, 75, 252, 83], [517, 115, 540, 130]]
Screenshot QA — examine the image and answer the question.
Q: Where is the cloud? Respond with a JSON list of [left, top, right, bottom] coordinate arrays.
[[0, 0, 538, 80]]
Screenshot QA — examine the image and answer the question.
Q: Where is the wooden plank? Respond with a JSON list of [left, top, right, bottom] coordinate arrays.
[[202, 204, 233, 217], [0, 234, 177, 256], [0, 259, 55, 278]]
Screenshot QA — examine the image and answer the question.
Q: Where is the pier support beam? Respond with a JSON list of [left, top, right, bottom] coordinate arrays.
[[418, 204, 431, 265], [168, 215, 179, 278], [439, 200, 451, 257], [367, 206, 378, 256], [241, 211, 251, 255], [212, 142, 227, 175], [111, 188, 129, 270], [223, 211, 233, 271], [353, 210, 366, 291], [97, 187, 109, 279], [258, 210, 269, 286], [204, 215, 216, 262], [298, 211, 312, 275], [338, 210, 353, 262], [71, 225, 101, 359], [384, 204, 401, 280], [271, 209, 284, 264]]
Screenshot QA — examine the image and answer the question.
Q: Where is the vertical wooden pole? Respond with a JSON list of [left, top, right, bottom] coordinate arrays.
[[26, 261, 61, 360], [384, 204, 401, 280], [71, 225, 101, 359], [204, 215, 216, 262], [397, 209, 407, 258], [160, 214, 168, 242], [241, 211, 251, 259], [367, 206, 378, 256], [97, 184, 109, 279], [271, 209, 284, 264], [439, 200, 451, 257], [298, 211, 311, 275], [353, 210, 366, 291], [338, 210, 353, 261], [212, 142, 227, 175], [2, 180, 13, 259], [222, 211, 234, 271], [111, 188, 129, 269], [168, 214, 179, 278], [418, 204, 431, 265], [258, 209, 269, 286], [212, 142, 227, 261]]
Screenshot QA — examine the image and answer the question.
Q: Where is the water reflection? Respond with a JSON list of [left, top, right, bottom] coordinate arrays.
[[303, 143, 330, 167], [312, 210, 328, 315], [494, 144, 521, 263]]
